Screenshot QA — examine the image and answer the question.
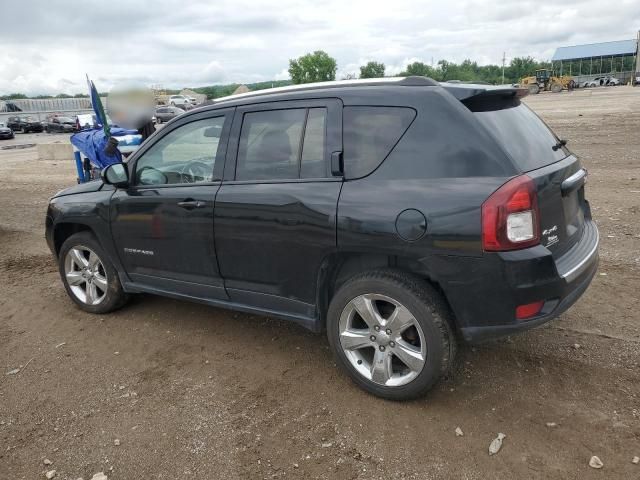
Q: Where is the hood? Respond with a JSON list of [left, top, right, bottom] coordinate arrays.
[[0, 127, 11, 133], [53, 179, 105, 198]]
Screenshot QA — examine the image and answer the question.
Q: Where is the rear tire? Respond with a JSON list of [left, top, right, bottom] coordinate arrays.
[[327, 270, 456, 400], [551, 83, 563, 93], [58, 232, 128, 314]]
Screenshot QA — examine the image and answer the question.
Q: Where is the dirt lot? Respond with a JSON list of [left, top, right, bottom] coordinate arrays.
[[1, 87, 639, 480]]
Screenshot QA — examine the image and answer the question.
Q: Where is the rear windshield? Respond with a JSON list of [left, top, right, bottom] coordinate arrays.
[[465, 96, 568, 172]]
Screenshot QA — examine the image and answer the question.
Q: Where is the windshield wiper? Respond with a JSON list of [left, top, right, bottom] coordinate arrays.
[[552, 139, 567, 151]]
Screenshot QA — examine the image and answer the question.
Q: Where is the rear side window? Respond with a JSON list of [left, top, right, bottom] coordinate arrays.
[[236, 108, 328, 181], [343, 106, 416, 179], [466, 96, 567, 172]]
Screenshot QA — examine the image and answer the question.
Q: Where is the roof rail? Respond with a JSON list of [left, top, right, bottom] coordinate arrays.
[[211, 76, 439, 104]]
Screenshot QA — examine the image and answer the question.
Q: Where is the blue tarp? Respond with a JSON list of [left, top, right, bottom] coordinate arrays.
[[70, 127, 138, 169]]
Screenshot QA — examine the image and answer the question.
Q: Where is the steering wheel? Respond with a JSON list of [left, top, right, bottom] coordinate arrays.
[[180, 159, 211, 183]]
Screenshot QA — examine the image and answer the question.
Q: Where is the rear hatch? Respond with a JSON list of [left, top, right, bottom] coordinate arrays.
[[464, 93, 587, 258]]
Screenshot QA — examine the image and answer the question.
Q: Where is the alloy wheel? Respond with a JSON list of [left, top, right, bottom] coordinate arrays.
[[338, 293, 426, 387], [64, 246, 108, 305]]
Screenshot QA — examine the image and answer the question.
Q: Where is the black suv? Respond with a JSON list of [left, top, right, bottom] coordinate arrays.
[[45, 77, 598, 400], [45, 115, 77, 133], [7, 115, 44, 133]]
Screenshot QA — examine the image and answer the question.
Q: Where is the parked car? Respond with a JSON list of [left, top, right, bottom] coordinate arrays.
[[585, 76, 620, 87], [45, 77, 599, 400], [168, 95, 190, 107], [0, 122, 14, 139], [186, 96, 198, 106], [6, 115, 44, 133], [75, 113, 97, 131], [605, 76, 621, 86], [45, 115, 77, 133], [154, 106, 183, 124]]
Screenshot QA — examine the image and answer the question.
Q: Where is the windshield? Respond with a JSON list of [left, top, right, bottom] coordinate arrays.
[[465, 96, 568, 172]]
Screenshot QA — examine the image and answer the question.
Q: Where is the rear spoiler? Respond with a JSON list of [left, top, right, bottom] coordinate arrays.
[[440, 83, 529, 101]]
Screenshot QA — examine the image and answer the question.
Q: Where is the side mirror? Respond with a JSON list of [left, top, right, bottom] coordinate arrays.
[[101, 163, 129, 187]]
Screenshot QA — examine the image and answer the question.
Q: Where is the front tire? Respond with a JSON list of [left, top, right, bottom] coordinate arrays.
[[527, 83, 540, 94], [327, 270, 456, 400], [58, 232, 128, 314]]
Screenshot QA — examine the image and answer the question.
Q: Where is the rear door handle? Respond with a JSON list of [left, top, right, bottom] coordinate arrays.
[[561, 168, 587, 196], [177, 200, 206, 209]]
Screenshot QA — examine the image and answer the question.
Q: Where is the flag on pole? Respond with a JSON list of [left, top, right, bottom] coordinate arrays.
[[86, 75, 110, 137]]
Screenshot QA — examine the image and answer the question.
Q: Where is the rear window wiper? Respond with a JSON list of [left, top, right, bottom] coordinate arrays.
[[552, 139, 567, 151]]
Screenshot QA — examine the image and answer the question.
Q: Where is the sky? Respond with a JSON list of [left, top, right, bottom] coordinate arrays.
[[1, 0, 639, 95]]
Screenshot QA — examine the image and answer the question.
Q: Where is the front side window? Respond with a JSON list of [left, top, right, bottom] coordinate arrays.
[[236, 107, 328, 181], [135, 116, 225, 186]]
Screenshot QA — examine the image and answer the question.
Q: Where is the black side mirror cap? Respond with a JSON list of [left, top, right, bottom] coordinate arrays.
[[101, 163, 129, 187]]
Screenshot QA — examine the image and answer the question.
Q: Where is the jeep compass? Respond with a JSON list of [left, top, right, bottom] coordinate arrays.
[[46, 77, 599, 400]]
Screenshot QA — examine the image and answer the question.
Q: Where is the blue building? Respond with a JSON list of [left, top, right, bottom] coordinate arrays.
[[551, 36, 639, 84]]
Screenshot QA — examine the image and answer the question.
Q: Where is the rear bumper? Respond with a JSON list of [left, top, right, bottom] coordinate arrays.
[[438, 220, 599, 343]]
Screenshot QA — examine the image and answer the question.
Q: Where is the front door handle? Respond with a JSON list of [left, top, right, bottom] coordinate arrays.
[[177, 200, 206, 209]]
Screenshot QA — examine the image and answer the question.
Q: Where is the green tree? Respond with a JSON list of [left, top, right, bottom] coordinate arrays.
[[1, 93, 28, 100], [400, 61, 436, 78], [288, 50, 337, 84], [359, 61, 385, 78], [508, 56, 537, 83]]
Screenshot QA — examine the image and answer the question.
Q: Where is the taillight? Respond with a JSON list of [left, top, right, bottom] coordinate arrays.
[[482, 175, 540, 251], [516, 300, 544, 319]]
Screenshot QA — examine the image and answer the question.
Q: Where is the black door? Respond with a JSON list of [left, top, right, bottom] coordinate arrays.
[[110, 109, 233, 299], [214, 99, 343, 326]]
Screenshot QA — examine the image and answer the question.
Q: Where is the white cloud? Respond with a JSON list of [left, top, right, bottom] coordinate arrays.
[[0, 0, 638, 95]]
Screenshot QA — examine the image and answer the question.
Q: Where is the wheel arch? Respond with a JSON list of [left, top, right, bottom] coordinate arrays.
[[53, 222, 94, 256], [315, 252, 456, 332]]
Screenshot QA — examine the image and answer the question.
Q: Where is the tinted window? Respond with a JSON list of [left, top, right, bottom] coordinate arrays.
[[343, 107, 416, 179], [236, 109, 305, 180], [466, 97, 567, 171], [300, 108, 327, 178], [135, 116, 225, 185]]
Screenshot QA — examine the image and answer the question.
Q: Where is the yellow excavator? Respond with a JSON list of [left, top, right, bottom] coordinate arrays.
[[519, 69, 575, 94]]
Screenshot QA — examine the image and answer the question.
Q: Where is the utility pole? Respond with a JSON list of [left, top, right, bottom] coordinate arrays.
[[635, 30, 640, 81], [501, 52, 506, 84]]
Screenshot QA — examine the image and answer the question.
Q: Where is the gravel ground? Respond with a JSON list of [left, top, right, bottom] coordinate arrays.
[[1, 87, 639, 479]]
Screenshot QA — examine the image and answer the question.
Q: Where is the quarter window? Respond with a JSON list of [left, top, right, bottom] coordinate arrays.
[[343, 106, 416, 179], [135, 116, 225, 186], [235, 107, 328, 181]]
